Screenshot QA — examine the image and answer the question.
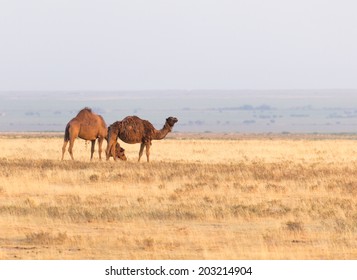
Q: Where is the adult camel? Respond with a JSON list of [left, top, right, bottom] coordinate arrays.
[[106, 116, 178, 162], [61, 107, 107, 160]]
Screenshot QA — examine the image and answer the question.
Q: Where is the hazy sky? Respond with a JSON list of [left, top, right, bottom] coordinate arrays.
[[1, 0, 357, 91]]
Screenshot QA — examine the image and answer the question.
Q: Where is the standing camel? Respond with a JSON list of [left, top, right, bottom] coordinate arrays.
[[106, 116, 178, 162], [61, 107, 107, 160]]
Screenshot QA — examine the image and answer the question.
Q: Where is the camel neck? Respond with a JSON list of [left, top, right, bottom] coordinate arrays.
[[153, 123, 171, 140]]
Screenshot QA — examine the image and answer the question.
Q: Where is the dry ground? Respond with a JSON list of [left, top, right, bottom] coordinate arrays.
[[0, 133, 357, 259]]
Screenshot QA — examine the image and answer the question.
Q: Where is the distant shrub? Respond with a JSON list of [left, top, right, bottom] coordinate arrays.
[[286, 221, 304, 232], [26, 231, 68, 245], [89, 174, 99, 182]]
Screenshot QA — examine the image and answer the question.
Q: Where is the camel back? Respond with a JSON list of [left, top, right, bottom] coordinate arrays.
[[78, 107, 92, 114], [123, 116, 153, 130], [107, 116, 155, 145], [75, 108, 107, 126], [123, 116, 155, 139], [75, 107, 94, 120]]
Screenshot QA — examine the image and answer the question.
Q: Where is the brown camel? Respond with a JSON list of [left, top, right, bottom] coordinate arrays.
[[110, 143, 127, 161], [106, 116, 178, 162], [61, 107, 108, 160]]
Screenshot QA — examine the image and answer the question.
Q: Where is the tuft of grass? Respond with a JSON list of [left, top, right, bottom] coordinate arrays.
[[89, 174, 99, 182], [286, 221, 304, 232], [25, 231, 69, 245], [142, 238, 155, 250]]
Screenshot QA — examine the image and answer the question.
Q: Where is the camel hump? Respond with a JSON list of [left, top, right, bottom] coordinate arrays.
[[122, 115, 142, 123], [79, 107, 92, 114], [75, 107, 106, 126], [76, 107, 93, 118]]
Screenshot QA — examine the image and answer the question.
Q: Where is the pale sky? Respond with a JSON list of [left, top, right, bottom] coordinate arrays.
[[0, 0, 357, 91]]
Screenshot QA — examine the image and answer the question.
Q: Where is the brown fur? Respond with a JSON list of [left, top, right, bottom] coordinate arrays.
[[106, 116, 178, 162], [61, 107, 108, 160], [112, 143, 127, 161]]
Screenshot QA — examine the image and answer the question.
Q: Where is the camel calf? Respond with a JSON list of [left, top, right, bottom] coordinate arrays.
[[110, 143, 127, 161]]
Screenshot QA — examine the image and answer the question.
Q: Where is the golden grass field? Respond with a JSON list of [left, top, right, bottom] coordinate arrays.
[[0, 133, 357, 259]]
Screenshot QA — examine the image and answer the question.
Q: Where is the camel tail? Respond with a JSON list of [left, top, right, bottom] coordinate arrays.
[[64, 123, 70, 142]]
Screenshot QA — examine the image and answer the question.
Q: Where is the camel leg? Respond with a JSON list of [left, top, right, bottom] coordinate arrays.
[[106, 136, 116, 161], [138, 143, 145, 162], [61, 140, 68, 160], [68, 139, 75, 160], [145, 142, 151, 162], [105, 136, 109, 160], [112, 143, 117, 161], [105, 141, 116, 161], [107, 141, 117, 161], [90, 140, 96, 161], [105, 142, 111, 160], [97, 137, 102, 160]]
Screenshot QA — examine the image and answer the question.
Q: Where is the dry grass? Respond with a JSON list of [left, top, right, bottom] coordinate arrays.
[[0, 133, 357, 259]]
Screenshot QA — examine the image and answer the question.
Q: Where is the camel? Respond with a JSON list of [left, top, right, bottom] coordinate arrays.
[[110, 143, 127, 161], [80, 140, 127, 161], [61, 107, 108, 160], [106, 116, 178, 162]]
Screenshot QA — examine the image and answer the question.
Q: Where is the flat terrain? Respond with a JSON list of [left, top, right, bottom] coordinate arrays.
[[0, 133, 357, 259]]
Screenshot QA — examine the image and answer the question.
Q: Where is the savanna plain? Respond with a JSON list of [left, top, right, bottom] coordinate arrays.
[[0, 133, 357, 260]]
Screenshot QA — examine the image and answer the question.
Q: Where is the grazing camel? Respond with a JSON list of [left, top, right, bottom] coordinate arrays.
[[106, 116, 178, 162], [110, 143, 127, 161], [61, 107, 107, 160]]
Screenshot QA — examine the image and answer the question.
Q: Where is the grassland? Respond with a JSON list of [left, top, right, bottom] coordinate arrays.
[[0, 133, 357, 259]]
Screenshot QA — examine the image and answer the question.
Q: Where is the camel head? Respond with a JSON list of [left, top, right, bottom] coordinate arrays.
[[114, 143, 127, 161], [165, 117, 178, 131]]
